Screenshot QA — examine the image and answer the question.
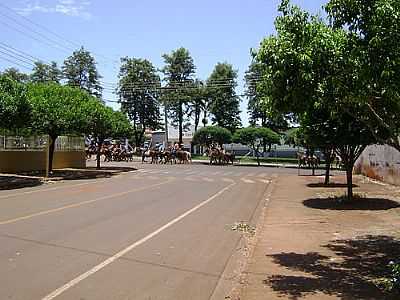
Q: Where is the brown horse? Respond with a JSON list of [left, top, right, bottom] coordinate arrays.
[[142, 149, 159, 164], [176, 150, 190, 164]]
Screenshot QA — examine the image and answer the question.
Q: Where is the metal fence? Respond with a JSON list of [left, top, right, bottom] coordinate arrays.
[[0, 135, 84, 151], [0, 135, 48, 151], [55, 136, 85, 151]]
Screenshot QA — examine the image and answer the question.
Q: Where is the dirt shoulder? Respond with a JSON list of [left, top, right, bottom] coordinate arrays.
[[238, 174, 400, 300]]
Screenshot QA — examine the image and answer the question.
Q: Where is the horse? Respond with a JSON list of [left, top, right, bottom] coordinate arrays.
[[142, 149, 159, 164], [159, 150, 173, 164], [206, 148, 224, 165], [223, 152, 235, 165], [85, 146, 97, 160], [176, 150, 190, 164]]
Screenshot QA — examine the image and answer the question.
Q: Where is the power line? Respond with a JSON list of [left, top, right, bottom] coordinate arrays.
[[0, 49, 35, 68], [0, 54, 32, 70], [0, 19, 70, 54], [0, 3, 120, 66], [0, 12, 74, 54], [0, 42, 47, 64]]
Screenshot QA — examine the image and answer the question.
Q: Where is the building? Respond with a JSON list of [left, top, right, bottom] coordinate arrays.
[[151, 124, 197, 150]]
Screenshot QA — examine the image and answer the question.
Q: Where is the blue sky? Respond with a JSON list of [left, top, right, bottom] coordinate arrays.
[[0, 0, 326, 126]]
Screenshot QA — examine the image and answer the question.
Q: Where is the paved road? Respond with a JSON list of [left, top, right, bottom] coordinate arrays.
[[0, 162, 298, 300]]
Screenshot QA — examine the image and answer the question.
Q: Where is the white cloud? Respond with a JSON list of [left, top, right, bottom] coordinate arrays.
[[16, 0, 92, 20]]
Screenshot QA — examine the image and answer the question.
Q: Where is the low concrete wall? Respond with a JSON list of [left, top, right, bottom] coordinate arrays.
[[354, 144, 400, 186], [0, 151, 46, 173], [0, 150, 85, 173], [53, 151, 86, 169]]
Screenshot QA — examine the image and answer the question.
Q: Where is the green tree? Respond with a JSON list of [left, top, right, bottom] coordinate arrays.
[[1, 68, 29, 83], [117, 57, 161, 146], [27, 83, 91, 172], [245, 61, 267, 126], [192, 126, 232, 147], [0, 75, 31, 130], [188, 80, 210, 132], [162, 47, 196, 144], [84, 102, 132, 169], [325, 0, 400, 152], [62, 47, 103, 99], [233, 127, 280, 166], [31, 61, 61, 83], [208, 62, 241, 132], [254, 0, 381, 200]]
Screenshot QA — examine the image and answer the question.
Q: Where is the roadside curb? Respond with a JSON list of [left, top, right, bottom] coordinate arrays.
[[210, 175, 278, 300]]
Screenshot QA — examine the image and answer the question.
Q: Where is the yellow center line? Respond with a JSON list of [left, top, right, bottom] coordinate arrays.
[[0, 179, 173, 226]]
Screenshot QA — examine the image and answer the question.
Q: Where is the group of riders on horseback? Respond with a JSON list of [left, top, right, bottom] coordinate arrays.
[[141, 143, 235, 165], [141, 142, 192, 164], [85, 139, 236, 165], [86, 142, 135, 162]]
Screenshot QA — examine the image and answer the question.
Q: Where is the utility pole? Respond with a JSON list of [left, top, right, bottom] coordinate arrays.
[[164, 101, 169, 148]]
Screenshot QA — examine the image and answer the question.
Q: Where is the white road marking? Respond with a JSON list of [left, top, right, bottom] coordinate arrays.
[[184, 177, 197, 182], [241, 178, 255, 184], [258, 179, 270, 184], [0, 179, 107, 200], [203, 178, 215, 182], [258, 173, 268, 177], [41, 182, 236, 300], [222, 178, 235, 183], [0, 179, 173, 225]]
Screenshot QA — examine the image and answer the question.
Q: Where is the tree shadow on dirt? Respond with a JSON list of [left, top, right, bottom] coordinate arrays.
[[0, 176, 43, 190], [307, 182, 359, 188], [264, 235, 400, 300], [303, 197, 400, 211]]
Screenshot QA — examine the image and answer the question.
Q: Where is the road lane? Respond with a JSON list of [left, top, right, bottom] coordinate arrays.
[[0, 163, 274, 300], [0, 178, 238, 299], [0, 177, 173, 224], [52, 180, 268, 300]]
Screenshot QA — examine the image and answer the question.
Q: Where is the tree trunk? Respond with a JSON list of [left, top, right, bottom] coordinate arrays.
[[96, 138, 104, 170], [48, 135, 57, 174], [346, 164, 353, 201], [254, 146, 260, 166], [325, 158, 331, 185], [194, 106, 200, 132], [178, 100, 183, 144], [324, 149, 332, 185]]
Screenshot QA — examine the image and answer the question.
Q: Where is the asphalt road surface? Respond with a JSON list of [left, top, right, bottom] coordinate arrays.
[[0, 162, 299, 300]]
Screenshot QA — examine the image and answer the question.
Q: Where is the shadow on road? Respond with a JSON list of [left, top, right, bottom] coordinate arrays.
[[307, 182, 359, 188], [49, 167, 137, 180], [264, 235, 400, 300], [0, 176, 43, 190], [303, 197, 400, 211], [7, 166, 137, 182]]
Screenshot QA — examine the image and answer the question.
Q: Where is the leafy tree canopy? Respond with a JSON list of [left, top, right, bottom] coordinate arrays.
[[0, 75, 31, 130], [162, 47, 196, 143], [192, 126, 232, 147], [31, 61, 61, 83], [118, 57, 161, 146], [62, 47, 103, 99], [208, 62, 241, 132], [1, 68, 29, 83]]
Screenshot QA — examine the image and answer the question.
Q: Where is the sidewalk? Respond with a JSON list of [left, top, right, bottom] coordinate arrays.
[[239, 174, 400, 300]]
